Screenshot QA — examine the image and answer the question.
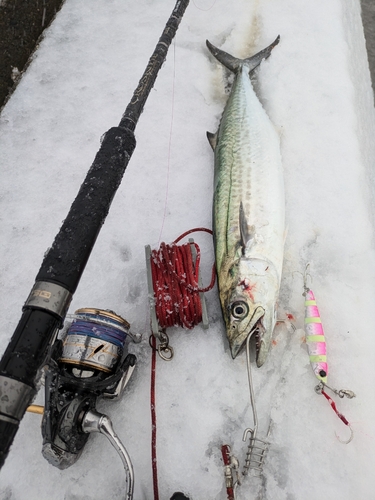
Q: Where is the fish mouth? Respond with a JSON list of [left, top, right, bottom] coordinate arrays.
[[229, 306, 265, 359]]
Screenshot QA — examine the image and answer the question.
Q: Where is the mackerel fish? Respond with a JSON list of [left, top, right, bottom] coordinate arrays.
[[207, 36, 284, 367]]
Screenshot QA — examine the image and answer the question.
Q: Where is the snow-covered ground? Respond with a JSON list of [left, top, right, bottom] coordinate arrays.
[[1, 0, 375, 498]]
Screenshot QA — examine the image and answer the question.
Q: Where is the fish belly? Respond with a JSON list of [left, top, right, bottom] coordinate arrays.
[[213, 68, 284, 281]]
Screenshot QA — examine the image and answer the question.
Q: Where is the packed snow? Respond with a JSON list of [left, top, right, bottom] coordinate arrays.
[[1, 0, 375, 498]]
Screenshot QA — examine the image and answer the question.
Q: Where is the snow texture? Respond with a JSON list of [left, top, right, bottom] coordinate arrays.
[[1, 0, 375, 499]]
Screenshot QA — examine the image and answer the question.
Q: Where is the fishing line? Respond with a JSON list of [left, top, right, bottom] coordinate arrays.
[[158, 39, 176, 246], [149, 21, 214, 496], [192, 0, 218, 11], [149, 14, 213, 494], [61, 308, 130, 373], [67, 318, 127, 347]]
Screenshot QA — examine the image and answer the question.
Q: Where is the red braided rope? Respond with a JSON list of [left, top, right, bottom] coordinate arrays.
[[150, 228, 215, 330], [150, 334, 159, 500]]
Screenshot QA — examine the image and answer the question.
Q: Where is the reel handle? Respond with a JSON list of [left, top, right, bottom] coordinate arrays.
[[82, 410, 134, 500]]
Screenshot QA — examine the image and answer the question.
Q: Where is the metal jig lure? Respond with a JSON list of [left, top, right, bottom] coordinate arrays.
[[303, 266, 355, 444]]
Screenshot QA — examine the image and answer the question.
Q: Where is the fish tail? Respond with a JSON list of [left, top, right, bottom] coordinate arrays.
[[206, 35, 280, 74]]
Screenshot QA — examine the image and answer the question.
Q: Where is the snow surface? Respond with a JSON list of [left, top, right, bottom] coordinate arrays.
[[1, 0, 375, 498]]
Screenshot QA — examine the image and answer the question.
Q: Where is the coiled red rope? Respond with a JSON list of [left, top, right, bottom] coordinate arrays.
[[150, 227, 215, 330]]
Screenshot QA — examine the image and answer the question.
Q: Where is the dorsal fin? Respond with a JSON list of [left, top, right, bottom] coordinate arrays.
[[206, 131, 218, 150]]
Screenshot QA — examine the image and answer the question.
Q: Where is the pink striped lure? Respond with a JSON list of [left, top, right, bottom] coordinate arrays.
[[302, 268, 355, 444], [304, 289, 328, 384]]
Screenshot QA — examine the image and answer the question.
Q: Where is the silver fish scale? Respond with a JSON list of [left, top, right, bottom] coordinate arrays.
[[214, 65, 284, 277]]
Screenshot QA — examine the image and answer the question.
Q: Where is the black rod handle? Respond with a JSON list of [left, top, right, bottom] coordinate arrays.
[[36, 126, 136, 292]]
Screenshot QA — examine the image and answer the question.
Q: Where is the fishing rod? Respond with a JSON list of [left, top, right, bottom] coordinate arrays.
[[0, 0, 189, 469]]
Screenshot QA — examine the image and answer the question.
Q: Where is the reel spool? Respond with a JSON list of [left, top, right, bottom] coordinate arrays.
[[145, 230, 214, 360], [41, 308, 140, 499], [60, 308, 132, 374]]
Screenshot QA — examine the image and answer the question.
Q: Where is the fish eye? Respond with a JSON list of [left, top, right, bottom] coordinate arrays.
[[231, 301, 249, 319]]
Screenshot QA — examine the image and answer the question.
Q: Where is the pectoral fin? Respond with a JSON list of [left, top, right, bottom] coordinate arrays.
[[239, 202, 255, 255]]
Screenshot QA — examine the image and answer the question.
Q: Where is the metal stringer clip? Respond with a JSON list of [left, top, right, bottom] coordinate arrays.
[[242, 331, 271, 477]]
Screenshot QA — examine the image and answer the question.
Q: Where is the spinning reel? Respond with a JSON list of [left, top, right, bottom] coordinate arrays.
[[39, 308, 140, 499]]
